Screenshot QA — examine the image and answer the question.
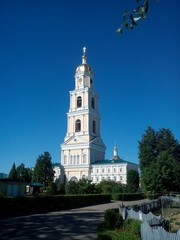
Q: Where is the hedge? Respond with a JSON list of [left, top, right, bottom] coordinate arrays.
[[112, 193, 144, 201], [0, 194, 111, 218]]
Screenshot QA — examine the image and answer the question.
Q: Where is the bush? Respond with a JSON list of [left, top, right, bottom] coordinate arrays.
[[0, 192, 5, 198], [0, 194, 111, 217], [112, 193, 144, 201], [104, 209, 123, 229], [123, 219, 141, 237], [57, 183, 65, 194], [113, 230, 140, 240]]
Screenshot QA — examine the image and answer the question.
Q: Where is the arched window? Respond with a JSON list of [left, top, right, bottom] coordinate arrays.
[[70, 176, 78, 182], [74, 155, 76, 164], [91, 97, 95, 109], [64, 155, 67, 164], [70, 155, 72, 164], [92, 120, 96, 134], [77, 155, 80, 164], [77, 96, 82, 108], [83, 154, 87, 164], [75, 119, 81, 132]]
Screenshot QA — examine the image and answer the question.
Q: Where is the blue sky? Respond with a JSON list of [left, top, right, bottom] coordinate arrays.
[[0, 0, 180, 174]]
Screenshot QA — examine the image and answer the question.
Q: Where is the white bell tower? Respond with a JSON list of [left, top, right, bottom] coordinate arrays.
[[61, 48, 106, 182]]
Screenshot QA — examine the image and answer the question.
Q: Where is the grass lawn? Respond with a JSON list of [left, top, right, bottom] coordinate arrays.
[[97, 217, 141, 240], [153, 202, 180, 232]]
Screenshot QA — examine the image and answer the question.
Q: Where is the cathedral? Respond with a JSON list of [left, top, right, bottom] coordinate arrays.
[[61, 48, 138, 184]]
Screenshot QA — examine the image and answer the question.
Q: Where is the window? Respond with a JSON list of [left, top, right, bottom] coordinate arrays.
[[96, 177, 99, 182], [102, 168, 104, 173], [91, 97, 95, 109], [64, 155, 67, 164], [120, 176, 123, 181], [108, 168, 110, 173], [77, 96, 82, 108], [75, 119, 81, 132], [83, 154, 87, 164], [77, 155, 79, 164], [92, 120, 96, 134], [70, 155, 72, 164], [120, 168, 122, 172], [74, 155, 76, 164], [114, 168, 116, 173], [114, 176, 116, 181], [96, 168, 99, 173]]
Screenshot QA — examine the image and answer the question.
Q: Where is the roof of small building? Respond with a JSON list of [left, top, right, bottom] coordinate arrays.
[[0, 178, 27, 183], [91, 159, 138, 166], [28, 182, 44, 187]]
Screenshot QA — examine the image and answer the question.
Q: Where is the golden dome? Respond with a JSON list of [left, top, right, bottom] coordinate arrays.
[[76, 63, 93, 74], [75, 47, 94, 74]]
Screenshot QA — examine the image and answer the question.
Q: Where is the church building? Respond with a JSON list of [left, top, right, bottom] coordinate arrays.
[[61, 48, 138, 184]]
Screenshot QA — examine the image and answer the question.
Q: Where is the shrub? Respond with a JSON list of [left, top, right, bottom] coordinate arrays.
[[57, 183, 65, 194], [104, 209, 123, 229], [0, 192, 5, 198], [112, 193, 144, 201], [123, 219, 141, 237], [0, 194, 111, 217], [113, 230, 140, 240]]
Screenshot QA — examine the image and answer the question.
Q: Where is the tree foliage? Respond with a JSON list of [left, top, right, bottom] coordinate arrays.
[[8, 162, 32, 182], [33, 151, 54, 185], [139, 126, 157, 169], [95, 180, 125, 194], [139, 127, 180, 194], [127, 170, 139, 193], [116, 0, 159, 34], [16, 163, 32, 182], [8, 163, 17, 179], [66, 178, 95, 194]]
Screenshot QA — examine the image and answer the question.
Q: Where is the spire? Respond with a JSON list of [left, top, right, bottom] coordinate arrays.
[[82, 47, 87, 64], [112, 143, 120, 160], [114, 144, 118, 157]]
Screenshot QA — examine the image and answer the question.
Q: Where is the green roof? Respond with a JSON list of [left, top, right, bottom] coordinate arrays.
[[91, 159, 138, 166], [28, 182, 44, 187]]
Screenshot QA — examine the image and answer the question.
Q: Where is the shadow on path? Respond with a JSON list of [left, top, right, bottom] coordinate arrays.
[[0, 211, 104, 240]]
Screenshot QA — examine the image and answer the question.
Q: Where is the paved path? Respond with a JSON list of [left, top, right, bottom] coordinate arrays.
[[0, 199, 148, 240]]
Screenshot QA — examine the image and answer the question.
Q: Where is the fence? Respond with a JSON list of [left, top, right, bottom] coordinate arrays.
[[119, 197, 180, 240], [141, 221, 180, 240]]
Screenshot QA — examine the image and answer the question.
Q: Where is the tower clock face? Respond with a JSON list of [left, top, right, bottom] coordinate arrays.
[[78, 78, 82, 83]]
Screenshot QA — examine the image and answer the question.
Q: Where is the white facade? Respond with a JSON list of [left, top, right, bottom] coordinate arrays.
[[61, 48, 138, 184], [91, 160, 138, 184], [61, 48, 106, 182]]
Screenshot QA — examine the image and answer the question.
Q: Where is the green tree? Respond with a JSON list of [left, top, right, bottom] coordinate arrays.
[[16, 163, 32, 182], [157, 128, 180, 160], [139, 126, 157, 170], [78, 178, 95, 194], [127, 170, 139, 193], [141, 151, 180, 193], [33, 152, 54, 185], [8, 162, 17, 179], [66, 178, 95, 194], [66, 180, 79, 194], [139, 127, 180, 194], [95, 180, 124, 194]]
